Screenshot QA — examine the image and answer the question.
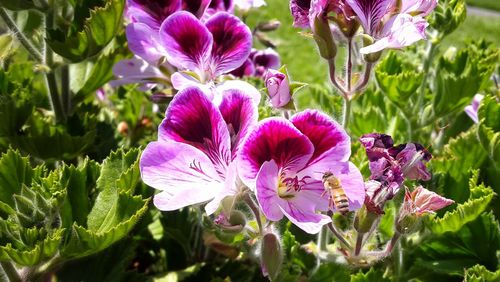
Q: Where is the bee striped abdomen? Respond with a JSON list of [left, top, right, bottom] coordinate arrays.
[[322, 173, 350, 215]]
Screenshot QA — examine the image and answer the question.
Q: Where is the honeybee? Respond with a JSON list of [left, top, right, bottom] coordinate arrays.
[[322, 172, 349, 215]]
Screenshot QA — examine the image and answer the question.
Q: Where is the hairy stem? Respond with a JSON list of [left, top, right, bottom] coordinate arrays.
[[415, 40, 437, 120], [342, 98, 351, 128], [0, 8, 43, 62], [327, 222, 352, 250], [327, 59, 348, 98], [346, 38, 353, 93], [243, 193, 263, 233], [1, 262, 21, 282], [385, 232, 401, 255], [354, 232, 364, 256], [353, 62, 373, 94]]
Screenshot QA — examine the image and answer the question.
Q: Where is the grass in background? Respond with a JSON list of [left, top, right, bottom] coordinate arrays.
[[442, 14, 500, 48], [468, 0, 500, 12]]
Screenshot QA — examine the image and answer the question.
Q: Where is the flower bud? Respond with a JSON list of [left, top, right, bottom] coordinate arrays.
[[117, 121, 129, 136], [256, 20, 281, 32], [261, 232, 282, 281], [214, 211, 246, 234], [265, 69, 291, 108], [361, 35, 382, 63], [312, 17, 337, 60], [353, 205, 380, 234]]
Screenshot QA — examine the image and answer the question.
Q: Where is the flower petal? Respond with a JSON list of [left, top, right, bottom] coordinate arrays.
[[110, 57, 168, 87], [205, 12, 253, 76], [334, 162, 366, 210], [171, 71, 212, 96], [255, 160, 285, 221], [182, 0, 211, 18], [141, 141, 223, 211], [290, 0, 311, 28], [239, 117, 314, 188], [280, 200, 331, 234], [218, 87, 259, 159], [346, 0, 393, 35], [159, 87, 231, 174], [360, 14, 428, 54], [215, 80, 261, 106], [159, 11, 213, 71], [126, 23, 166, 63], [205, 161, 240, 214], [127, 0, 181, 28], [412, 186, 454, 214], [291, 110, 351, 165]]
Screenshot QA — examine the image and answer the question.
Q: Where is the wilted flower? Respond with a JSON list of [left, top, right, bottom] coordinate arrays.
[[464, 94, 484, 123], [396, 186, 454, 233], [265, 69, 291, 108], [140, 85, 259, 214], [360, 133, 432, 214], [239, 110, 365, 233]]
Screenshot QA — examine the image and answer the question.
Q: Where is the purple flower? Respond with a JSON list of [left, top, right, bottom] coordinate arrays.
[[346, 0, 431, 54], [252, 48, 281, 77], [265, 69, 291, 108], [109, 57, 171, 89], [360, 133, 432, 214], [239, 110, 365, 233], [140, 85, 258, 214], [464, 94, 484, 124], [290, 0, 311, 28], [230, 48, 281, 78], [160, 11, 252, 82]]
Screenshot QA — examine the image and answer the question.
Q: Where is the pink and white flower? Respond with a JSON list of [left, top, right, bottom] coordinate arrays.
[[140, 85, 259, 214], [239, 110, 365, 233]]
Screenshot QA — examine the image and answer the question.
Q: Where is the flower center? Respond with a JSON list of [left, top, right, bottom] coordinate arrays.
[[277, 175, 310, 199]]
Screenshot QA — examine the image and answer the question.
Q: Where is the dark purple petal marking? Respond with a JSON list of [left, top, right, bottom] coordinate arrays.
[[239, 118, 314, 187], [128, 0, 181, 27], [346, 0, 393, 35], [291, 110, 351, 164], [182, 0, 211, 18], [205, 12, 253, 76], [159, 11, 213, 71], [290, 0, 311, 28], [159, 87, 231, 176], [218, 89, 258, 159]]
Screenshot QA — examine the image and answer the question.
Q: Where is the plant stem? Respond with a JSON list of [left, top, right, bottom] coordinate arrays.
[[61, 64, 71, 115], [1, 262, 21, 282], [43, 11, 65, 122], [353, 62, 373, 93], [0, 8, 43, 62], [354, 232, 364, 256], [346, 38, 353, 93], [327, 222, 352, 250], [243, 193, 262, 233], [385, 232, 401, 255], [342, 98, 351, 128], [327, 59, 348, 98], [415, 40, 437, 118]]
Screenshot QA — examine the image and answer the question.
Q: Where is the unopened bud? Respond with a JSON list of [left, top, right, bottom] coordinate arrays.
[[117, 121, 129, 136], [257, 20, 281, 32], [396, 213, 420, 234], [149, 93, 172, 104], [255, 32, 277, 48], [141, 117, 153, 128], [353, 205, 380, 234], [361, 35, 382, 63], [214, 211, 246, 234], [261, 232, 282, 281], [312, 17, 337, 60]]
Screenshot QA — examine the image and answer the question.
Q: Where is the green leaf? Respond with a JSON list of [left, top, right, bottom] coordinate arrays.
[[426, 170, 494, 235], [0, 150, 33, 206], [46, 0, 124, 62], [310, 263, 350, 282], [477, 95, 500, 164], [432, 42, 498, 117], [61, 194, 148, 258], [429, 0, 466, 39], [464, 265, 500, 282], [96, 147, 141, 193], [350, 268, 390, 282], [0, 0, 48, 11], [0, 228, 64, 266], [375, 51, 423, 108]]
